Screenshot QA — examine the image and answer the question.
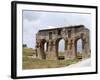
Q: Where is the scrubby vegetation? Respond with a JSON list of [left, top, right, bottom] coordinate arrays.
[[22, 48, 80, 69]]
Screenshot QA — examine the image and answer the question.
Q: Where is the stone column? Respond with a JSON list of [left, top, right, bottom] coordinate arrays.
[[36, 42, 42, 59], [65, 38, 76, 60], [47, 40, 57, 60], [82, 36, 90, 59], [36, 41, 46, 59], [71, 39, 76, 59], [65, 39, 68, 59]]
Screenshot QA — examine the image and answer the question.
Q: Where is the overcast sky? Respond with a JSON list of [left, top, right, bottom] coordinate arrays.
[[23, 10, 91, 51]]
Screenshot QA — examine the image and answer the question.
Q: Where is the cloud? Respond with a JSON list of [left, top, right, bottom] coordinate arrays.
[[23, 11, 42, 21]]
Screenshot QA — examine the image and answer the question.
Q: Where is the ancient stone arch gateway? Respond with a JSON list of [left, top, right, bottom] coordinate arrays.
[[35, 25, 90, 60]]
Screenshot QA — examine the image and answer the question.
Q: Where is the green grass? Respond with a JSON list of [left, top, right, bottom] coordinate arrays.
[[23, 48, 36, 56], [23, 58, 80, 69], [58, 51, 64, 56], [22, 48, 80, 69]]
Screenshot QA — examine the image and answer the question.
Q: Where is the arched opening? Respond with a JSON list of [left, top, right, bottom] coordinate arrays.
[[58, 39, 65, 60], [41, 39, 47, 59], [76, 38, 83, 59], [44, 42, 48, 52]]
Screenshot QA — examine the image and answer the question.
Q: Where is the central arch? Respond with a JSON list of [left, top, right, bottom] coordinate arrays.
[[56, 38, 65, 60]]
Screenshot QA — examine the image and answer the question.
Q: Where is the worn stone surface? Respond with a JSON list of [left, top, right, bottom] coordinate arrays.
[[35, 25, 90, 60]]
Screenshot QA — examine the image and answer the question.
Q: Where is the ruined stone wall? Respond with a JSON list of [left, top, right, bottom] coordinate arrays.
[[35, 25, 90, 60]]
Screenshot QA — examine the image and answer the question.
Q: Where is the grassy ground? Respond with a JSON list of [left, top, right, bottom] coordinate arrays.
[[58, 51, 64, 56], [22, 48, 80, 69], [23, 48, 36, 56]]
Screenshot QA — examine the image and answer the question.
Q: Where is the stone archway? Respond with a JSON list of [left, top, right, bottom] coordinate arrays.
[[75, 38, 83, 59], [44, 42, 48, 53], [76, 39, 83, 53], [36, 25, 90, 60], [56, 38, 65, 60]]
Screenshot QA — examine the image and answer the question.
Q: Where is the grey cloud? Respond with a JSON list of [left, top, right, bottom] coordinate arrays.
[[23, 11, 42, 21]]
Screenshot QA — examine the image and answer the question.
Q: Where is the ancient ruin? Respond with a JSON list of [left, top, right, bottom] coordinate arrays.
[[35, 25, 90, 60]]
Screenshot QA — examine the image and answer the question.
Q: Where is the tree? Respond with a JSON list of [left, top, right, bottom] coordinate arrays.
[[23, 44, 27, 48]]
